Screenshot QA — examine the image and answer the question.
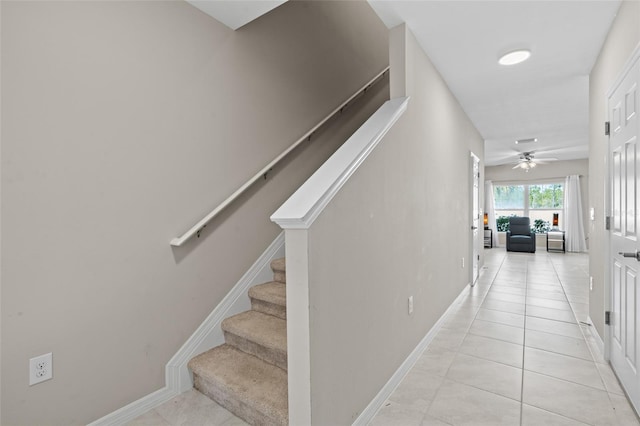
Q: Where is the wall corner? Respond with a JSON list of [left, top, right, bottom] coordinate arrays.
[[389, 23, 407, 98]]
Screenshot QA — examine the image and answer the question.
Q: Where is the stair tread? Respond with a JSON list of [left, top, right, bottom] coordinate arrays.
[[249, 282, 286, 307], [222, 310, 286, 354], [270, 258, 285, 273], [189, 344, 287, 424]]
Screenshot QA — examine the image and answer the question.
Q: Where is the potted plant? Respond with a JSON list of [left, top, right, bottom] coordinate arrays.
[[496, 215, 513, 232], [532, 219, 551, 234]]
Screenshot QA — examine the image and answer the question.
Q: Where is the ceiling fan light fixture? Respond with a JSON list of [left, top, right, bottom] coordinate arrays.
[[498, 49, 531, 66]]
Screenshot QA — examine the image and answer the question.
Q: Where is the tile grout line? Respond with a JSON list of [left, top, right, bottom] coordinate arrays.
[[547, 254, 638, 425], [549, 256, 640, 424], [519, 256, 530, 426], [413, 253, 503, 426], [422, 250, 509, 426]]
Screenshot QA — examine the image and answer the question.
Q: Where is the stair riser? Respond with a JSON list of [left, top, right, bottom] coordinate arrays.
[[273, 271, 286, 284], [224, 331, 288, 371], [250, 298, 286, 320], [193, 373, 287, 426]]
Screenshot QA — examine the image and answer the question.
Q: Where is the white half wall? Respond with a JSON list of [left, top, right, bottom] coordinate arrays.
[[272, 23, 484, 424]]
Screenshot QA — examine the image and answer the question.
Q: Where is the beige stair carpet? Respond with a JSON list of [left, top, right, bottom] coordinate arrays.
[[189, 345, 288, 426], [249, 282, 286, 319], [188, 257, 288, 426]]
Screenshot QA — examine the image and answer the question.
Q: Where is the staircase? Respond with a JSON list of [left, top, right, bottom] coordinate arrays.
[[188, 258, 288, 425]]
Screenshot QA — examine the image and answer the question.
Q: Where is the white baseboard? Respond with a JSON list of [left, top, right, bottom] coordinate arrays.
[[88, 232, 285, 426], [352, 283, 471, 426], [166, 231, 285, 393], [87, 387, 178, 426], [587, 315, 605, 356]]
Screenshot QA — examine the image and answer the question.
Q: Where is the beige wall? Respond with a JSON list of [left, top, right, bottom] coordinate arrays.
[[589, 1, 640, 338], [305, 25, 484, 424], [485, 159, 590, 238], [0, 1, 389, 424]]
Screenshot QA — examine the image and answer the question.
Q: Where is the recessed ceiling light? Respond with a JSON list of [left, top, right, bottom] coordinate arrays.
[[499, 49, 531, 66]]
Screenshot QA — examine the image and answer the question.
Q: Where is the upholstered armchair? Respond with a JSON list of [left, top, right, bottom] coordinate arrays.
[[506, 217, 536, 253]]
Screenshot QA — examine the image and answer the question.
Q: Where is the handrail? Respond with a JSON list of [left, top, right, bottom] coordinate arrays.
[[271, 97, 409, 230], [170, 66, 390, 247]]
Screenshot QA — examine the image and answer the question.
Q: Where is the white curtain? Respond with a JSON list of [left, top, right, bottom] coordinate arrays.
[[485, 180, 499, 247], [564, 175, 587, 252]]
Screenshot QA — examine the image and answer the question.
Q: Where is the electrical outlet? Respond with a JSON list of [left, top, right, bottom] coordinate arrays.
[[590, 276, 594, 291], [29, 353, 52, 385], [408, 296, 414, 315]]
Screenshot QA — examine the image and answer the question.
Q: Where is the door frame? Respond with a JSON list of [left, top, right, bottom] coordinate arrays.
[[605, 43, 640, 364], [470, 151, 481, 287]]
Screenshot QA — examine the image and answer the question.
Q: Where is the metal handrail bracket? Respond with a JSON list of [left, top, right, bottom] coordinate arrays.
[[170, 66, 390, 247]]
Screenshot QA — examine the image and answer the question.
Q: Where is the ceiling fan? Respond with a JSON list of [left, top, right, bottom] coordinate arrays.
[[512, 151, 558, 171]]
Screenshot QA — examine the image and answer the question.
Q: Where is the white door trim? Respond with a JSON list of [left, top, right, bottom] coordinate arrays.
[[470, 151, 480, 287]]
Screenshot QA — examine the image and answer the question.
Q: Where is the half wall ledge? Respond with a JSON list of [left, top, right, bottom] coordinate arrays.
[[270, 96, 409, 230]]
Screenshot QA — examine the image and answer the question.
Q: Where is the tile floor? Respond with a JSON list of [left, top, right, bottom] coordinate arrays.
[[130, 249, 639, 426], [127, 389, 248, 425], [371, 249, 640, 426]]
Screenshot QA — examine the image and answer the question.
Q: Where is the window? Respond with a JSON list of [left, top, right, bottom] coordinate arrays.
[[494, 183, 564, 230]]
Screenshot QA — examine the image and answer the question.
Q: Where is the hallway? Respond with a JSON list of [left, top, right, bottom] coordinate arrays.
[[371, 249, 640, 425], [130, 250, 640, 426]]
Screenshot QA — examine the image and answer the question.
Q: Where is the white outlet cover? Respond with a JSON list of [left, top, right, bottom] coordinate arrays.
[[29, 352, 53, 385]]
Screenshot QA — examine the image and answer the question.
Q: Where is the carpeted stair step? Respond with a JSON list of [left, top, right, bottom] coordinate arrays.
[[222, 310, 287, 370], [271, 258, 286, 284], [249, 282, 286, 320], [188, 344, 288, 426]]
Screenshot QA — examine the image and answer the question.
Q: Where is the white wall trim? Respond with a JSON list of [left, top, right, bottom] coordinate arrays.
[[88, 232, 285, 425], [283, 230, 312, 425], [605, 40, 640, 98], [166, 231, 286, 392], [271, 97, 409, 230], [352, 283, 472, 426], [87, 387, 178, 426], [602, 41, 640, 364]]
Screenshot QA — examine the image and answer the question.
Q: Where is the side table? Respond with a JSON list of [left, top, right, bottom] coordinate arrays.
[[484, 229, 493, 248], [547, 231, 565, 253]]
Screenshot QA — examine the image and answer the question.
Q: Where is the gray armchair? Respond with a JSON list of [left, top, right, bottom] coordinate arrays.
[[506, 217, 536, 253]]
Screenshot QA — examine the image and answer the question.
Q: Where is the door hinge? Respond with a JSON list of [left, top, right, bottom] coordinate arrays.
[[605, 311, 611, 325], [606, 216, 611, 230], [605, 121, 610, 136]]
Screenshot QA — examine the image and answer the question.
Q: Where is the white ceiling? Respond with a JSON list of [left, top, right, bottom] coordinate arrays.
[[190, 0, 621, 167], [368, 0, 621, 166], [186, 0, 286, 30]]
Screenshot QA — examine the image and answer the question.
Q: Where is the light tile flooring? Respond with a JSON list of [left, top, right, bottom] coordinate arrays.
[[371, 249, 640, 426], [127, 389, 248, 426], [130, 250, 640, 426]]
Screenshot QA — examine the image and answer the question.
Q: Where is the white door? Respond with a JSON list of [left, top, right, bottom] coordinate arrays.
[[471, 153, 480, 286], [608, 53, 640, 411]]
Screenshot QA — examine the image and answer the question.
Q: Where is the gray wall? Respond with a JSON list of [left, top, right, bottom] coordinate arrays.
[[485, 159, 590, 240], [0, 1, 389, 424], [588, 1, 640, 339], [305, 24, 484, 424]]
